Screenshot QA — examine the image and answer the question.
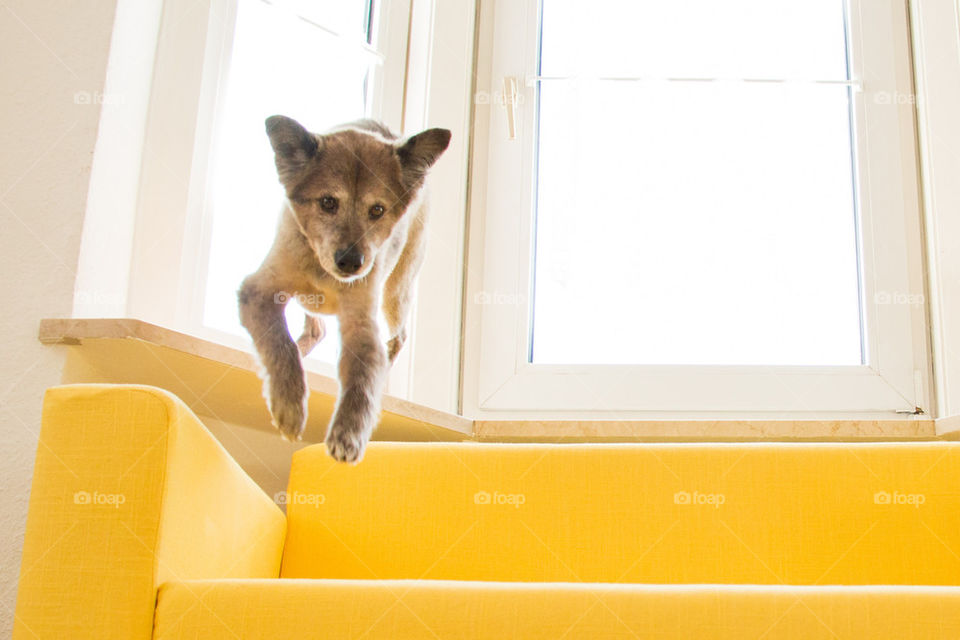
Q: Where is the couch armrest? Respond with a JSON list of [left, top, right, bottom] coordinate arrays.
[[14, 385, 286, 640]]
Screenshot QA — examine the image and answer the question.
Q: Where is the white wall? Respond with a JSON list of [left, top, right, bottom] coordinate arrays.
[[73, 0, 163, 318], [0, 0, 119, 633]]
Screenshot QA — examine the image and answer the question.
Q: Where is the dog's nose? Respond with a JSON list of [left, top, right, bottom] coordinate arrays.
[[334, 248, 365, 274]]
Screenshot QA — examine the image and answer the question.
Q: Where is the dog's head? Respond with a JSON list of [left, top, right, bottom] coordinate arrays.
[[265, 115, 451, 282]]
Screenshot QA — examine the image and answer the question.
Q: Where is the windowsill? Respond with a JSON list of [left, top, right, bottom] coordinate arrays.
[[38, 317, 956, 442], [39, 318, 472, 443]]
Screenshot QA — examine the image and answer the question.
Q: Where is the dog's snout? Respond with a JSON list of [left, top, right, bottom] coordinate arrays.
[[334, 248, 365, 274]]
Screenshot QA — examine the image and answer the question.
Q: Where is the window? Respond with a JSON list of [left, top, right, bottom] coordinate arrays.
[[466, 0, 929, 414], [533, 0, 860, 366]]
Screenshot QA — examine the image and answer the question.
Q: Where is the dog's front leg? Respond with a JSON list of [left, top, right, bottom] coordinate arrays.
[[238, 277, 309, 440], [382, 217, 425, 363], [326, 296, 388, 463], [383, 262, 416, 364]]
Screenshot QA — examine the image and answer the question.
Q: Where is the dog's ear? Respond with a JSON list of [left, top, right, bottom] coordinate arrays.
[[265, 115, 319, 181], [395, 128, 451, 186]]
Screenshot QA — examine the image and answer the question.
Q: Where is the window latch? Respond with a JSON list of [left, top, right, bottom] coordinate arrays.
[[502, 76, 519, 140]]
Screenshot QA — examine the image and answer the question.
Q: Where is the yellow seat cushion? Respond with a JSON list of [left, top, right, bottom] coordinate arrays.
[[282, 442, 960, 584], [154, 579, 960, 639]]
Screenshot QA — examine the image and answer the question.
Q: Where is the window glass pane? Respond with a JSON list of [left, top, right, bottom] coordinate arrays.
[[540, 0, 849, 80], [202, 0, 375, 364], [273, 0, 373, 41], [531, 80, 862, 365]]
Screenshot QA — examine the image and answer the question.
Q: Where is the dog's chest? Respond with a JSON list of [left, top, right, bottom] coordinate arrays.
[[296, 287, 340, 315]]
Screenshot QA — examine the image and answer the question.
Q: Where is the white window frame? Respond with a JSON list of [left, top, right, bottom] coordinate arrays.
[[463, 0, 931, 418], [74, 0, 476, 412], [910, 0, 960, 422]]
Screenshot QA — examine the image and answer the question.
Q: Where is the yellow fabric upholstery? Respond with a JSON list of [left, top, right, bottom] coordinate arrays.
[[155, 579, 960, 639], [282, 442, 960, 584], [15, 386, 960, 638], [13, 385, 286, 640]]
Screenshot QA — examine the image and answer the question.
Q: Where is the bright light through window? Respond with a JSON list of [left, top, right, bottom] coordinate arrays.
[[531, 0, 862, 366], [202, 0, 376, 364]]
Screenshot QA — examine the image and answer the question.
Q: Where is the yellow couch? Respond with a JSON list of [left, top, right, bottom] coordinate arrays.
[[14, 385, 960, 638]]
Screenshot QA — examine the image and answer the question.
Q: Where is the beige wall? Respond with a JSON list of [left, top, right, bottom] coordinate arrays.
[[0, 1, 119, 634]]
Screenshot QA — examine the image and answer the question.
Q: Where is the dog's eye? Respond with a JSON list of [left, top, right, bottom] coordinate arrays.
[[319, 196, 338, 213], [369, 204, 385, 220]]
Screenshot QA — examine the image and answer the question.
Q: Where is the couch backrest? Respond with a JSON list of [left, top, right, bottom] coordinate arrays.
[[15, 386, 285, 640], [281, 442, 960, 584]]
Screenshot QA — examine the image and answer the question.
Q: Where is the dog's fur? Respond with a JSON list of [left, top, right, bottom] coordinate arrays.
[[238, 115, 450, 462]]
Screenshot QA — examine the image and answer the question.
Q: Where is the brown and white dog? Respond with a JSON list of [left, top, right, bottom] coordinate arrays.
[[238, 115, 450, 462]]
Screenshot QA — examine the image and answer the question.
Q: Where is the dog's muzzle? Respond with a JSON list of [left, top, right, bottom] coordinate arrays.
[[334, 248, 365, 275]]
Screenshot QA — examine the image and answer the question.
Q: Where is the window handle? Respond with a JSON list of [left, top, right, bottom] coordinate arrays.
[[502, 76, 519, 140]]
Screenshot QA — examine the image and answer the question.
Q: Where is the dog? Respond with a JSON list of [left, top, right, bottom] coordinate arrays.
[[238, 115, 451, 462]]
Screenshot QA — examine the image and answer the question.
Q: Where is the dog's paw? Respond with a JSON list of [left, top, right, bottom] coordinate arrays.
[[325, 423, 368, 463], [296, 315, 325, 357], [267, 381, 308, 441], [387, 329, 406, 363]]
